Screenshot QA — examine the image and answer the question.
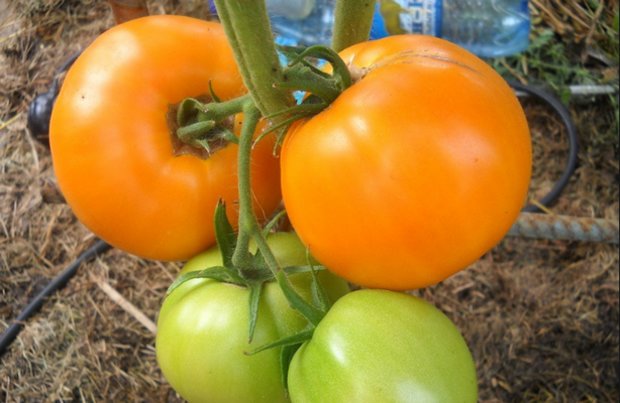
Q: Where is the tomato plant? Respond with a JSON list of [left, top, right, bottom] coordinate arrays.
[[281, 35, 532, 290], [50, 15, 281, 261], [156, 232, 350, 403], [288, 289, 478, 402]]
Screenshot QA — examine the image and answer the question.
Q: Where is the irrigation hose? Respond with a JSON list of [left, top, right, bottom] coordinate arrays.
[[0, 240, 111, 358], [510, 81, 580, 213]]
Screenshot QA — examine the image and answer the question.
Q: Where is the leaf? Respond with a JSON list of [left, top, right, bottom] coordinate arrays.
[[214, 200, 237, 269]]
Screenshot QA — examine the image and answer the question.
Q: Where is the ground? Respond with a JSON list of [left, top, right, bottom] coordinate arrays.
[[1, 0, 618, 402]]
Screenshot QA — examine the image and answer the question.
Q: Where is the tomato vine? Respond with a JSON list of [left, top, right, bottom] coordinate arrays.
[[165, 0, 380, 361]]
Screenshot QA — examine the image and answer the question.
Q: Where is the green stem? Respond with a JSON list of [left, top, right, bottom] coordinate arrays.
[[233, 102, 325, 326], [332, 0, 377, 52], [214, 0, 328, 326], [213, 0, 293, 117], [279, 65, 342, 103], [230, 103, 261, 270]]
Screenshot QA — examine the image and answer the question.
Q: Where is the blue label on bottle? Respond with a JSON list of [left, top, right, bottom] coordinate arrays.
[[371, 0, 442, 38]]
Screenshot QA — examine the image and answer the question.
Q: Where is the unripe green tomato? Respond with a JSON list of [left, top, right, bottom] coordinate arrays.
[[156, 232, 350, 403], [288, 289, 478, 403]]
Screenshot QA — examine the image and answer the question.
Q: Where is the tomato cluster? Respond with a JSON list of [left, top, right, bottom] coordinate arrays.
[[50, 14, 532, 403]]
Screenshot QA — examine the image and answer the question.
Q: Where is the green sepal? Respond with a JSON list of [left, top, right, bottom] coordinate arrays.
[[290, 45, 352, 90], [282, 264, 326, 275], [166, 266, 245, 296], [214, 200, 237, 269], [261, 209, 287, 237], [256, 102, 326, 150], [247, 282, 264, 343], [246, 328, 313, 356], [276, 271, 325, 326], [246, 328, 312, 389], [176, 120, 217, 151], [208, 80, 222, 103], [176, 97, 205, 126], [216, 128, 239, 144], [309, 263, 330, 312], [276, 44, 307, 64], [280, 342, 303, 391], [238, 250, 275, 282]]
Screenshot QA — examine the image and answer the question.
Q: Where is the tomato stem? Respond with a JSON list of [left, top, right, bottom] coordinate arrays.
[[213, 0, 293, 117], [233, 101, 325, 326], [230, 103, 261, 271], [332, 0, 377, 52]]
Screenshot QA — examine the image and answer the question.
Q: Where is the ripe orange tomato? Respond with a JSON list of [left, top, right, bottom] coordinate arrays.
[[50, 16, 281, 261], [281, 35, 532, 290]]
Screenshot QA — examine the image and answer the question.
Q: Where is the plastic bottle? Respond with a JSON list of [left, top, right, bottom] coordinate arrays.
[[268, 0, 334, 46], [267, 0, 530, 58]]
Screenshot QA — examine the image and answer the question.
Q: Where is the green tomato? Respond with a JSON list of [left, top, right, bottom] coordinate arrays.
[[156, 232, 350, 403], [288, 289, 478, 403]]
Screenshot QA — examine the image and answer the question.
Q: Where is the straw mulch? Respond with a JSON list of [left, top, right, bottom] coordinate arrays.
[[1, 1, 618, 401]]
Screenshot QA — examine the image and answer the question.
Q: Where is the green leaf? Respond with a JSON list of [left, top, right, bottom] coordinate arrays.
[[247, 282, 264, 343], [214, 201, 237, 268]]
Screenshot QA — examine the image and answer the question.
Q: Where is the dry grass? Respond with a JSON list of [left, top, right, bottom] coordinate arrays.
[[1, 1, 618, 402]]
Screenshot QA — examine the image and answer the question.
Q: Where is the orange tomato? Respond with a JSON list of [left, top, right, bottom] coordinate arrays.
[[281, 35, 532, 290], [50, 16, 281, 261]]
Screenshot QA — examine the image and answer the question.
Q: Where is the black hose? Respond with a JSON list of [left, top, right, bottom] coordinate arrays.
[[510, 81, 580, 213], [27, 51, 81, 142], [0, 239, 110, 358]]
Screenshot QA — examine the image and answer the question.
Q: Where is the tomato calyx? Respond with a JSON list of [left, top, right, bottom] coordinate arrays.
[[166, 201, 332, 344], [171, 93, 252, 157], [253, 45, 354, 148], [278, 45, 351, 105]]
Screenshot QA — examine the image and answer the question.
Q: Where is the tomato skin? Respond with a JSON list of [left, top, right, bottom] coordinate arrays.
[[50, 15, 281, 261], [288, 289, 478, 403], [281, 35, 532, 290], [156, 232, 350, 403]]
